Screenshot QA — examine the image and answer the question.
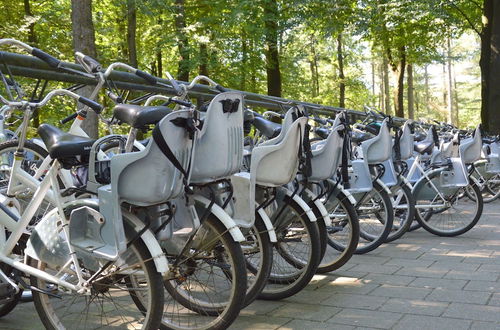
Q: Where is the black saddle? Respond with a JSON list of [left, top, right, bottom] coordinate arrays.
[[315, 127, 330, 139], [38, 124, 95, 159], [113, 104, 171, 129], [351, 130, 373, 144], [413, 140, 434, 155], [253, 116, 281, 139], [414, 132, 426, 142]]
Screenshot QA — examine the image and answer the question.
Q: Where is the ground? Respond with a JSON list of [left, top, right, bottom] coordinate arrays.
[[1, 203, 500, 329]]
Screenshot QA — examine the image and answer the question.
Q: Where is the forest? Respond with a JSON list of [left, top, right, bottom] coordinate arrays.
[[0, 0, 499, 134]]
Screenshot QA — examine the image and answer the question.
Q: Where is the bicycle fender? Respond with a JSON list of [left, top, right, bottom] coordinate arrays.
[[375, 179, 392, 195], [256, 207, 277, 242], [192, 195, 245, 242], [122, 210, 169, 276], [285, 190, 317, 222], [303, 188, 331, 226]]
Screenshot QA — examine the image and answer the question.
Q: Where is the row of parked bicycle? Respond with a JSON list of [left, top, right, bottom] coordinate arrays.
[[0, 38, 496, 329]]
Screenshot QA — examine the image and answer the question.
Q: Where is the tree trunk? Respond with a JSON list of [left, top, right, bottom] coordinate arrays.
[[424, 64, 430, 117], [71, 0, 98, 138], [250, 38, 257, 93], [310, 38, 319, 98], [392, 46, 406, 118], [371, 60, 376, 103], [486, 0, 500, 133], [174, 0, 189, 81], [481, 0, 494, 132], [446, 38, 455, 125], [198, 43, 209, 76], [337, 33, 345, 108], [263, 0, 281, 97], [407, 63, 415, 119], [156, 50, 162, 77], [382, 56, 391, 115], [126, 0, 137, 67], [240, 32, 247, 90], [24, 0, 40, 127]]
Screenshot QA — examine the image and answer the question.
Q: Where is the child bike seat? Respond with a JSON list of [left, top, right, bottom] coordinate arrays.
[[361, 118, 392, 164]]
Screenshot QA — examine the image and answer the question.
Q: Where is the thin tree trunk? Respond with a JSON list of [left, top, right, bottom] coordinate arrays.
[[446, 38, 454, 125], [310, 38, 319, 98], [263, 0, 282, 97], [198, 43, 208, 76], [71, 0, 98, 138], [126, 0, 137, 67], [379, 61, 384, 111], [174, 0, 189, 81], [424, 64, 430, 117], [442, 61, 447, 106], [337, 33, 346, 108], [383, 56, 391, 115], [250, 38, 257, 93], [407, 63, 415, 119], [453, 71, 459, 127], [371, 59, 376, 105], [240, 32, 247, 90], [24, 0, 40, 127], [156, 50, 162, 77]]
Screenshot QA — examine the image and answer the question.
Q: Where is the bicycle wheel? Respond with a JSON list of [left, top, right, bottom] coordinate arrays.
[[413, 169, 483, 236], [30, 211, 164, 329], [258, 195, 321, 300], [0, 263, 23, 318], [386, 179, 415, 242], [317, 190, 359, 273], [0, 140, 54, 225], [161, 215, 246, 330], [352, 180, 393, 254], [243, 213, 273, 307], [484, 173, 500, 202]]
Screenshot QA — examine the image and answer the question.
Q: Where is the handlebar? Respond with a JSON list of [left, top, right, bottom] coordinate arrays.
[[0, 38, 62, 69], [144, 94, 193, 108], [0, 88, 103, 113], [165, 72, 184, 96], [75, 51, 102, 73]]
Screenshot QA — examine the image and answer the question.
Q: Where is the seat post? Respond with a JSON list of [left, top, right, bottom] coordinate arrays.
[[125, 127, 138, 152]]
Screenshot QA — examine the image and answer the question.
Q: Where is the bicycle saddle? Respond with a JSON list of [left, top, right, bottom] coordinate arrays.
[[414, 131, 426, 142], [113, 104, 171, 129], [351, 129, 373, 144], [413, 140, 434, 155], [253, 116, 281, 139], [315, 127, 330, 139], [38, 124, 95, 159]]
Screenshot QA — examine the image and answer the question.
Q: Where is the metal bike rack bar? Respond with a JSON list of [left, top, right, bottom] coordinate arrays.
[[0, 51, 409, 123]]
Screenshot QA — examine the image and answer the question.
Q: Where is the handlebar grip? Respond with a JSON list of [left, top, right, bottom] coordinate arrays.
[[136, 70, 157, 85], [32, 48, 61, 68], [78, 96, 103, 114], [60, 112, 78, 125], [215, 84, 228, 92], [82, 55, 102, 73], [171, 99, 192, 107]]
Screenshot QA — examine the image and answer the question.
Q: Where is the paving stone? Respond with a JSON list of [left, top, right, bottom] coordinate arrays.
[[322, 293, 388, 310], [419, 253, 465, 262], [349, 255, 391, 264], [241, 300, 286, 315], [322, 277, 379, 295], [369, 284, 432, 299], [348, 264, 401, 275], [282, 288, 334, 304], [376, 250, 424, 259], [269, 303, 341, 321], [464, 280, 500, 292], [360, 273, 416, 286], [383, 258, 434, 268], [470, 321, 500, 329], [426, 288, 491, 304], [477, 263, 500, 272], [379, 298, 448, 316], [230, 315, 291, 329], [278, 319, 355, 330], [445, 270, 498, 281], [487, 293, 500, 307], [429, 261, 481, 271], [326, 308, 402, 329], [392, 314, 471, 330], [443, 303, 500, 322], [395, 266, 448, 278], [409, 277, 467, 290]]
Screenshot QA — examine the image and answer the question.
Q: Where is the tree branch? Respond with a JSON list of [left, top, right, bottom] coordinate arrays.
[[448, 1, 482, 36]]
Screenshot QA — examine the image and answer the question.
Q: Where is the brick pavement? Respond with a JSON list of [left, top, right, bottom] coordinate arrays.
[[1, 203, 500, 329]]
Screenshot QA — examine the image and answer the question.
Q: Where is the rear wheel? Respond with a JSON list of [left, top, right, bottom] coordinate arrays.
[[386, 180, 415, 242]]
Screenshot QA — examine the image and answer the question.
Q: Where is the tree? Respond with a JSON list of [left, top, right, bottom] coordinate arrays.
[[71, 0, 99, 138], [173, 0, 189, 81], [263, 0, 282, 97], [127, 0, 138, 67]]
